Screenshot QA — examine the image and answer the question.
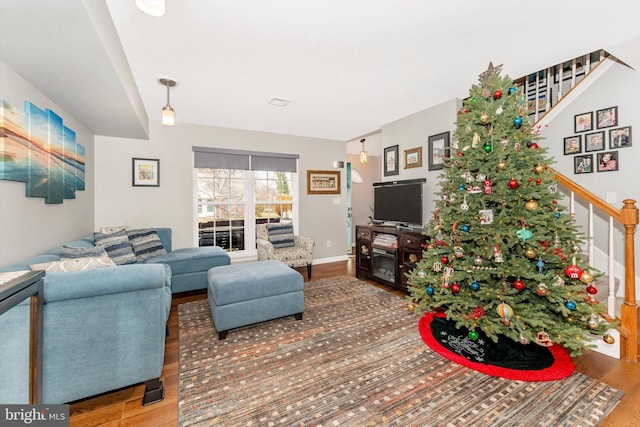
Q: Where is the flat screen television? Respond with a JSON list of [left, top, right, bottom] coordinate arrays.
[[373, 179, 425, 226]]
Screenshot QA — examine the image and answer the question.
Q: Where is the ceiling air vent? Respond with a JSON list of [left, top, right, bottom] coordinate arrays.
[[268, 97, 291, 107]]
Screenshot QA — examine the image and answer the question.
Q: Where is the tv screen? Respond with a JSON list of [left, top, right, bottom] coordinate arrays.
[[373, 179, 424, 226]]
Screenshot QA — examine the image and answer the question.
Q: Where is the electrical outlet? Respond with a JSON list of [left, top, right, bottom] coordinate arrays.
[[326, 240, 332, 247]]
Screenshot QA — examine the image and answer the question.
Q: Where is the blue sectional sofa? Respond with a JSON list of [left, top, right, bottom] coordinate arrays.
[[0, 227, 230, 405]]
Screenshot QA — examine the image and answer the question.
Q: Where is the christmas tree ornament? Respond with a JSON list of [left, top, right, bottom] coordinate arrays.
[[470, 281, 480, 291], [407, 303, 415, 312], [441, 255, 449, 264], [453, 246, 464, 258], [493, 89, 503, 100], [496, 105, 503, 115], [548, 183, 559, 194], [456, 151, 463, 157], [480, 113, 490, 124], [483, 179, 493, 194], [443, 266, 454, 280], [565, 301, 577, 311], [474, 256, 484, 266], [513, 117, 523, 128], [580, 271, 594, 284], [483, 142, 492, 153], [479, 209, 494, 224], [508, 86, 517, 95], [586, 285, 598, 302], [508, 178, 519, 189], [526, 141, 533, 148], [426, 286, 434, 295], [514, 142, 522, 152], [471, 97, 477, 103], [461, 224, 470, 232], [493, 245, 504, 262], [476, 172, 486, 181], [519, 334, 530, 345], [460, 196, 469, 212], [603, 334, 615, 344], [525, 199, 538, 211], [536, 257, 545, 273], [468, 330, 480, 341], [496, 303, 514, 326], [533, 164, 545, 174], [472, 132, 480, 147], [513, 278, 525, 291], [565, 258, 583, 279], [516, 224, 533, 241], [451, 283, 461, 293], [535, 331, 553, 347], [418, 270, 426, 278], [432, 261, 443, 272], [536, 178, 541, 186], [530, 142, 539, 149], [587, 316, 599, 329], [458, 184, 466, 191], [497, 161, 507, 170], [525, 247, 536, 258], [536, 283, 548, 296]]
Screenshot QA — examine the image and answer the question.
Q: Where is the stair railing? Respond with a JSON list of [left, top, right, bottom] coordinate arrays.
[[552, 170, 639, 362]]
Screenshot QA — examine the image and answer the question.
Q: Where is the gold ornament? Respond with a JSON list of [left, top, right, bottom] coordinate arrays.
[[407, 303, 415, 313], [525, 199, 538, 211], [587, 316, 599, 329], [525, 248, 536, 258], [580, 271, 594, 284], [480, 113, 490, 124], [533, 164, 545, 174], [497, 161, 507, 170], [535, 283, 548, 296], [603, 334, 615, 344]]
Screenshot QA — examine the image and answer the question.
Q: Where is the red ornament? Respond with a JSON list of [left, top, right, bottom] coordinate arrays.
[[536, 178, 541, 186], [441, 256, 449, 264], [508, 179, 519, 189], [451, 283, 461, 294], [493, 90, 503, 100], [530, 143, 539, 149], [463, 109, 469, 114], [586, 285, 598, 295], [513, 279, 525, 291], [565, 264, 583, 279], [457, 151, 463, 157]]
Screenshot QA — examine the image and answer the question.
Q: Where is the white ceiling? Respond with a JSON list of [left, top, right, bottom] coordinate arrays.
[[1, 0, 640, 144]]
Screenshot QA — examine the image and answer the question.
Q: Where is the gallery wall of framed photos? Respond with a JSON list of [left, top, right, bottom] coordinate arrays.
[[565, 106, 631, 175]]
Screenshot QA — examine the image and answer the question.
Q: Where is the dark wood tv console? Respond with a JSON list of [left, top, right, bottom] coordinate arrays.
[[355, 224, 428, 292]]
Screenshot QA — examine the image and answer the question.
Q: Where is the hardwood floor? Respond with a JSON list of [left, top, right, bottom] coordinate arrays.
[[69, 259, 640, 426]]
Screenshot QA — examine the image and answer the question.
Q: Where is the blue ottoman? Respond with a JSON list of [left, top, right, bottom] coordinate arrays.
[[207, 260, 304, 339]]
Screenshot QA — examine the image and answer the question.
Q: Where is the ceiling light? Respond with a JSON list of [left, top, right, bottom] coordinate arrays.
[[359, 138, 368, 165], [269, 97, 291, 107], [159, 77, 176, 126], [135, 0, 165, 17]]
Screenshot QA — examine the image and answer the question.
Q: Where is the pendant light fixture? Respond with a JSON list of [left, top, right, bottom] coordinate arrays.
[[359, 138, 368, 165], [158, 78, 176, 126], [135, 0, 165, 17]]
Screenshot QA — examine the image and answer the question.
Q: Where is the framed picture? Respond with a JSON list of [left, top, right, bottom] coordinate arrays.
[[574, 154, 593, 174], [574, 112, 593, 133], [596, 106, 618, 129], [563, 136, 582, 155], [609, 126, 632, 148], [307, 170, 341, 194], [384, 145, 399, 176], [428, 132, 450, 171], [403, 147, 422, 169], [584, 131, 605, 152], [132, 158, 160, 187], [597, 151, 618, 172]]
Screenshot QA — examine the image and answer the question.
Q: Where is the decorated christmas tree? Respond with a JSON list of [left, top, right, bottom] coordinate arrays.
[[407, 63, 612, 357]]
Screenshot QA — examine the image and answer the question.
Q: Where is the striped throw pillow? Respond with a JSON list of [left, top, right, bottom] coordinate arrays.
[[94, 230, 137, 265], [127, 229, 168, 262], [266, 223, 295, 248]]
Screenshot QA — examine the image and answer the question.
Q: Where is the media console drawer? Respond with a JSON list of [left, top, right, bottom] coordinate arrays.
[[398, 234, 422, 249]]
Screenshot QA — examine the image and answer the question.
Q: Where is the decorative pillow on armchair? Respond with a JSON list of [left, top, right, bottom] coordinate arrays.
[[127, 228, 168, 262], [94, 230, 137, 265], [266, 223, 295, 248]]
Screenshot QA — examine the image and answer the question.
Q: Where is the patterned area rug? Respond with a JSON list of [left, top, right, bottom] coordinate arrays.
[[178, 276, 623, 426]]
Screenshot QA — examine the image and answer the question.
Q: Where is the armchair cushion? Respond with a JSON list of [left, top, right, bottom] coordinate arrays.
[[266, 223, 295, 248]]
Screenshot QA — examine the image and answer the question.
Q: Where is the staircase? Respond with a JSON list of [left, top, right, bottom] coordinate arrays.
[[517, 50, 640, 361]]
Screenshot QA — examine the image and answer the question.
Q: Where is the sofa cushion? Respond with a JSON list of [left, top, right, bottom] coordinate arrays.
[[145, 246, 229, 275], [266, 223, 295, 248], [94, 230, 137, 265], [60, 245, 107, 259], [30, 255, 116, 273], [127, 229, 168, 262]]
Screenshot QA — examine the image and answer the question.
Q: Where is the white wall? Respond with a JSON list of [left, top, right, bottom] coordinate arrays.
[[94, 121, 348, 262], [379, 98, 461, 224], [0, 60, 95, 267], [348, 154, 381, 246]]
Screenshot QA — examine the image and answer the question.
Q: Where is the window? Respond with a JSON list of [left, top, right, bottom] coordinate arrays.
[[193, 147, 298, 257]]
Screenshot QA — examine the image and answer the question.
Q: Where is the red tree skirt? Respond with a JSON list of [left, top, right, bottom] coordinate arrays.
[[419, 312, 574, 381]]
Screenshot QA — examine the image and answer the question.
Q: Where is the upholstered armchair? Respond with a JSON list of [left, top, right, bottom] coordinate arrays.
[[256, 223, 315, 278]]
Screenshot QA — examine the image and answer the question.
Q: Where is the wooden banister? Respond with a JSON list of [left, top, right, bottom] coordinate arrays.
[[551, 168, 639, 361]]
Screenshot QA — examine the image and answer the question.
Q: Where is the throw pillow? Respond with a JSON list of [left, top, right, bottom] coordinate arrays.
[[60, 245, 107, 259], [127, 228, 168, 262], [99, 225, 131, 234], [266, 223, 295, 248], [94, 230, 137, 265], [31, 255, 116, 273]]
